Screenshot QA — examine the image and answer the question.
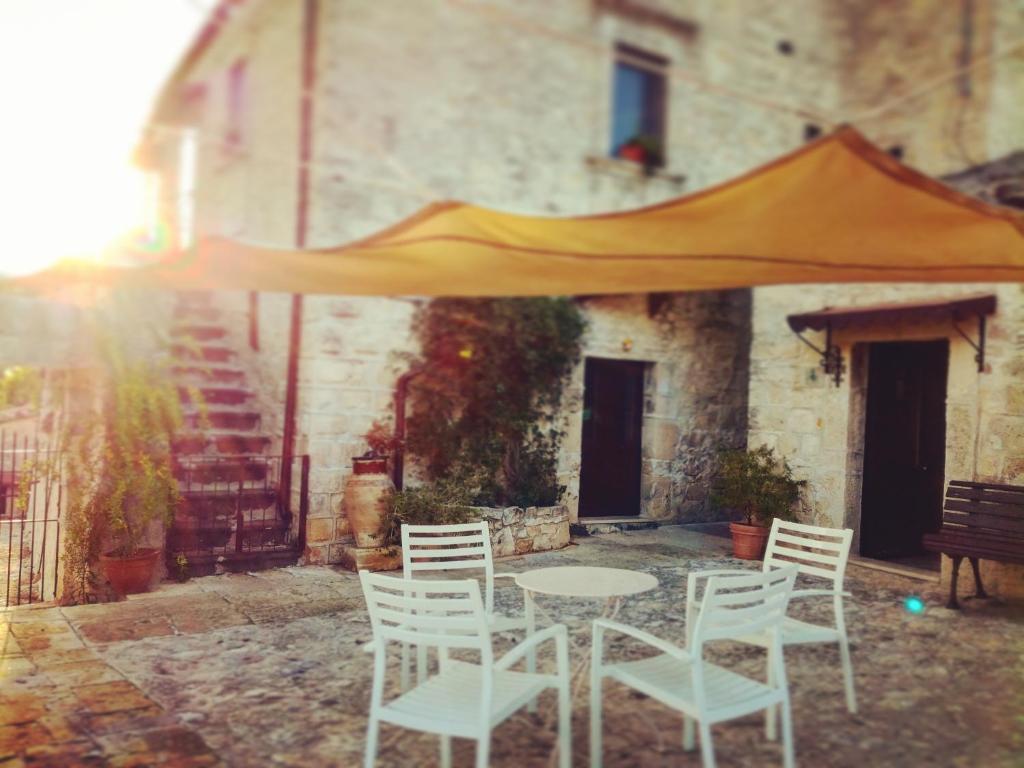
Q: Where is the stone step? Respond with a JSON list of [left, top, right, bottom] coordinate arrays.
[[570, 517, 661, 536], [178, 385, 252, 406], [174, 459, 269, 485], [174, 432, 272, 455], [170, 549, 299, 577], [179, 489, 278, 514], [172, 363, 246, 384], [173, 304, 222, 323], [172, 324, 228, 342], [175, 291, 213, 307], [183, 409, 261, 431], [172, 343, 236, 363]]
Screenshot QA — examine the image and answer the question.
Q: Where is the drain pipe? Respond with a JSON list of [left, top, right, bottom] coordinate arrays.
[[280, 0, 318, 507], [391, 366, 424, 490]]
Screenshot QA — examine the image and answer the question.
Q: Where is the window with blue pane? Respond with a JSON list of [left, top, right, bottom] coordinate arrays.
[[610, 45, 667, 168]]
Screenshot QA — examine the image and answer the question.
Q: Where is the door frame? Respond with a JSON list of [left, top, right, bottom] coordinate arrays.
[[846, 338, 949, 560], [578, 356, 647, 518]]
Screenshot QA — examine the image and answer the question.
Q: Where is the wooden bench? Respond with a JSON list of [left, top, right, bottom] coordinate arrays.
[[922, 480, 1024, 609]]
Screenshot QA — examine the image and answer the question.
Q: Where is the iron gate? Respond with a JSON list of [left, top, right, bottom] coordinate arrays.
[[1, 430, 62, 608]]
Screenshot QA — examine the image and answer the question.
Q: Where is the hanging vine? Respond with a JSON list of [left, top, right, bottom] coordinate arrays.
[[402, 298, 585, 507]]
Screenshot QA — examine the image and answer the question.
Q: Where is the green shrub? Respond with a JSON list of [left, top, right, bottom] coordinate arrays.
[[380, 483, 475, 547], [711, 445, 805, 526], [403, 298, 584, 508]]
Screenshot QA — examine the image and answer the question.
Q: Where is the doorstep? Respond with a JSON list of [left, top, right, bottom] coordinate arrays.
[[571, 517, 660, 536], [849, 555, 939, 582]]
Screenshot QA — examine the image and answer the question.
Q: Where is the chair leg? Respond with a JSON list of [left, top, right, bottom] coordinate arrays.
[[698, 722, 716, 768], [475, 735, 491, 768], [363, 717, 380, 768], [779, 699, 796, 768], [440, 736, 452, 768], [765, 658, 778, 741], [525, 590, 538, 713], [558, 679, 572, 768], [400, 643, 411, 692], [682, 716, 695, 752], [417, 644, 428, 685], [590, 673, 603, 768], [838, 636, 858, 714], [969, 558, 989, 599], [947, 556, 962, 609]]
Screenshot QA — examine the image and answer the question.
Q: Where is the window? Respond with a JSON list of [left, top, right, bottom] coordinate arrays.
[[226, 59, 247, 149], [610, 44, 667, 166]]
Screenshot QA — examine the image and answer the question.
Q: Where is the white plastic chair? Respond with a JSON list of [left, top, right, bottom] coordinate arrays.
[[401, 521, 530, 689], [686, 519, 857, 713], [360, 571, 571, 768], [591, 566, 799, 768]]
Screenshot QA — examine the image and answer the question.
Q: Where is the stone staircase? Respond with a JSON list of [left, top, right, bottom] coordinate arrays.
[[168, 292, 298, 575]]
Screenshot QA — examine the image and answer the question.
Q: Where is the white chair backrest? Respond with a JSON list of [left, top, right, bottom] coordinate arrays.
[[402, 521, 497, 613], [763, 519, 853, 589], [692, 566, 798, 648], [360, 570, 492, 657]]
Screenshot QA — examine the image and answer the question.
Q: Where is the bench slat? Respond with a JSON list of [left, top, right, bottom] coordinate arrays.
[[949, 479, 1024, 494], [944, 498, 1024, 518], [942, 493, 1024, 512], [941, 508, 1024, 535]]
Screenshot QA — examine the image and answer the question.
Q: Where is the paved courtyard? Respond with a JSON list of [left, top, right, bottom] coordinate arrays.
[[1, 526, 1022, 767]]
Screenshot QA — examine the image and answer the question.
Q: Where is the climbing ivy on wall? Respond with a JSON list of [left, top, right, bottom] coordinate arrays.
[[404, 298, 585, 507]]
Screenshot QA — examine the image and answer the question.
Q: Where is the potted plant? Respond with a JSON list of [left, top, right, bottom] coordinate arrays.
[[352, 419, 402, 475], [91, 356, 182, 595], [618, 134, 664, 174], [712, 445, 805, 560], [345, 420, 402, 547]]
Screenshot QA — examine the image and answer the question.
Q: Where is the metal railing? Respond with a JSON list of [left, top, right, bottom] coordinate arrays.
[[171, 453, 309, 570], [1, 431, 62, 608]]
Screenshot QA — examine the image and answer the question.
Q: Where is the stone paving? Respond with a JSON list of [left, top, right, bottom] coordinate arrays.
[[1, 526, 1022, 767]]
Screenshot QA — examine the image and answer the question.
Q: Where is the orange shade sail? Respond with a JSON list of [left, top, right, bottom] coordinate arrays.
[[13, 126, 1024, 297]]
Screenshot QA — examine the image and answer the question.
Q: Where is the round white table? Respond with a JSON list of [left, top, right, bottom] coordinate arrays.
[[513, 566, 659, 733], [515, 565, 658, 601]]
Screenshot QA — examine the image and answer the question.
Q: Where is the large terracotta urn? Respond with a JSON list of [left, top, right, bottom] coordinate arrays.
[[343, 457, 394, 548]]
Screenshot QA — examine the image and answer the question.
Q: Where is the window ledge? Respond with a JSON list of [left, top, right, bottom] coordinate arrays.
[[584, 155, 686, 186]]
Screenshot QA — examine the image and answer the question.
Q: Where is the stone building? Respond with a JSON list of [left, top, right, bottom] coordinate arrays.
[[136, 0, 1024, 592]]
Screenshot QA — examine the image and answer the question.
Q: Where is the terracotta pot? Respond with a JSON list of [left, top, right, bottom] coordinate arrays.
[[618, 144, 646, 163], [99, 548, 161, 595], [344, 460, 394, 547], [353, 457, 388, 475], [729, 521, 769, 560]]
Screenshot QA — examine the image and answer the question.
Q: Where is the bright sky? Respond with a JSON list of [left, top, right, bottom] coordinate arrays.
[[0, 0, 207, 275]]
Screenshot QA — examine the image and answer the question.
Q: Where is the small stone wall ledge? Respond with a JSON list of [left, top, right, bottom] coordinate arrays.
[[476, 505, 571, 557]]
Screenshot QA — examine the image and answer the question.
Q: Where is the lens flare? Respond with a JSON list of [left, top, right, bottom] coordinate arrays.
[[904, 595, 925, 614]]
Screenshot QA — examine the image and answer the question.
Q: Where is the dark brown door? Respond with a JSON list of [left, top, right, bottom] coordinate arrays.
[[860, 340, 948, 559], [579, 358, 645, 518]]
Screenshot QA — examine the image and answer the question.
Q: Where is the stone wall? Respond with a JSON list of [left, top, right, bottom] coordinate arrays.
[[141, 0, 1024, 569], [748, 282, 1024, 598], [479, 505, 570, 558]]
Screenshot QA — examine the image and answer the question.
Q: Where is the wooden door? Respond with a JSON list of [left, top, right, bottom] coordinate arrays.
[[578, 358, 645, 518], [860, 341, 948, 559]]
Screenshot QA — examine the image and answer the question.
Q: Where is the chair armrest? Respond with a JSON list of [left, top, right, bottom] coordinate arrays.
[[792, 588, 852, 600], [496, 624, 567, 671], [686, 568, 754, 604], [593, 618, 690, 661]]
